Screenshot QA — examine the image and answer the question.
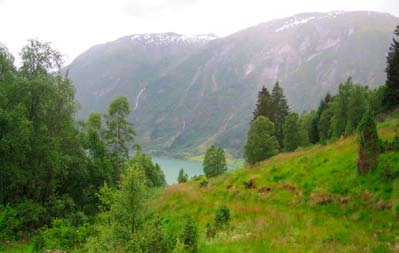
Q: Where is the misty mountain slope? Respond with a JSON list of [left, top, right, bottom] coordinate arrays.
[[68, 11, 398, 157]]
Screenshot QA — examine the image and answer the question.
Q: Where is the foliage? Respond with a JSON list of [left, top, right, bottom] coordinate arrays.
[[384, 24, 399, 110], [283, 112, 307, 151], [0, 205, 21, 240], [129, 150, 166, 187], [180, 216, 198, 253], [203, 145, 227, 178], [177, 169, 188, 183], [105, 96, 136, 180], [252, 86, 273, 122], [357, 108, 379, 173], [205, 223, 216, 239], [309, 93, 331, 143], [35, 218, 91, 250], [244, 116, 279, 165], [271, 82, 289, 149], [330, 78, 370, 138], [214, 205, 230, 230]]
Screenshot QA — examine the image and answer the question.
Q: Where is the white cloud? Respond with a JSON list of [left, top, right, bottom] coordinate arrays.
[[0, 0, 397, 64]]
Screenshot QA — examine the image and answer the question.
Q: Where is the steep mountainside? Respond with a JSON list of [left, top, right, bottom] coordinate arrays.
[[67, 11, 398, 157]]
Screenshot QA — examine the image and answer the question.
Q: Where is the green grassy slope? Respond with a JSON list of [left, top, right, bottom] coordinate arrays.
[[150, 117, 399, 253]]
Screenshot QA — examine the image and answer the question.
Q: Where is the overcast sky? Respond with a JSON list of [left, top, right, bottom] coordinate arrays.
[[0, 0, 398, 64]]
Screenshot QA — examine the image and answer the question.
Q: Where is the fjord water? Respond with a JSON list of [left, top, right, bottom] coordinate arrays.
[[152, 157, 203, 185]]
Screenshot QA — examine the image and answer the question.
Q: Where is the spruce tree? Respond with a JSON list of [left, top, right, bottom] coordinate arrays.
[[283, 112, 306, 151], [384, 24, 399, 110], [310, 93, 331, 143], [253, 86, 273, 121], [357, 107, 379, 173], [271, 81, 289, 149]]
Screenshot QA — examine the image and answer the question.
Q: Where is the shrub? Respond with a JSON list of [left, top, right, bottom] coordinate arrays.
[[357, 108, 379, 173], [0, 205, 21, 240], [199, 180, 208, 188], [36, 218, 91, 250], [177, 169, 188, 183], [215, 205, 230, 230], [205, 223, 216, 239], [180, 216, 198, 253], [393, 203, 399, 220]]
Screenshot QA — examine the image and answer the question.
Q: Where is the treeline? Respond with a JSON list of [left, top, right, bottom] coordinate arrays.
[[244, 23, 399, 165], [244, 76, 388, 165], [0, 40, 169, 250]]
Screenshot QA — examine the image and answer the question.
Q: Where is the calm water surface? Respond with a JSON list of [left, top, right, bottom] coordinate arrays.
[[152, 156, 203, 185]]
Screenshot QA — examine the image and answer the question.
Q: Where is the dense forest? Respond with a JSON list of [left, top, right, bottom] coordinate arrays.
[[0, 21, 399, 253]]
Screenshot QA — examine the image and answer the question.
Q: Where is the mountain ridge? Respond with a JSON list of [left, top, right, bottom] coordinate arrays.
[[67, 11, 399, 158]]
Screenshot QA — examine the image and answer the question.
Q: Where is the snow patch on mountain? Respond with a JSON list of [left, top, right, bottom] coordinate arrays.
[[275, 16, 315, 32], [130, 33, 218, 46]]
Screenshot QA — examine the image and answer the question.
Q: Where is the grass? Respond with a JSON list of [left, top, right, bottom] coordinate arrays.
[[149, 116, 399, 252], [190, 154, 245, 168], [0, 242, 36, 253]]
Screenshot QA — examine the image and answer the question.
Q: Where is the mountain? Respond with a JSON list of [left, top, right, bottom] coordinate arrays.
[[67, 11, 398, 158]]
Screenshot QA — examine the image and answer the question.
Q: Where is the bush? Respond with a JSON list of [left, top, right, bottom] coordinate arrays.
[[180, 216, 198, 253], [215, 205, 230, 230], [36, 218, 91, 250], [0, 205, 21, 240], [393, 203, 399, 220], [177, 169, 188, 183], [205, 223, 216, 239]]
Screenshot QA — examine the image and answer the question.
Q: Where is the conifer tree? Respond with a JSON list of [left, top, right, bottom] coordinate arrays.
[[357, 107, 379, 173], [384, 24, 399, 110], [253, 86, 273, 121], [310, 93, 331, 143], [283, 112, 306, 151], [271, 81, 289, 149]]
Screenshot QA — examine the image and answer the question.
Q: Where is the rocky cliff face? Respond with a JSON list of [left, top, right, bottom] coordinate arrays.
[[67, 11, 398, 157]]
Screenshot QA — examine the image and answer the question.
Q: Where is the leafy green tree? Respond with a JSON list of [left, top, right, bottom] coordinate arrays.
[[330, 78, 370, 138], [203, 145, 227, 178], [20, 39, 63, 78], [253, 86, 273, 121], [271, 81, 289, 149], [283, 112, 306, 151], [244, 116, 279, 165], [81, 113, 113, 214], [177, 168, 188, 183], [0, 40, 96, 230], [357, 108, 379, 173], [129, 150, 166, 187], [105, 96, 136, 180], [113, 164, 147, 235], [384, 24, 399, 110]]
